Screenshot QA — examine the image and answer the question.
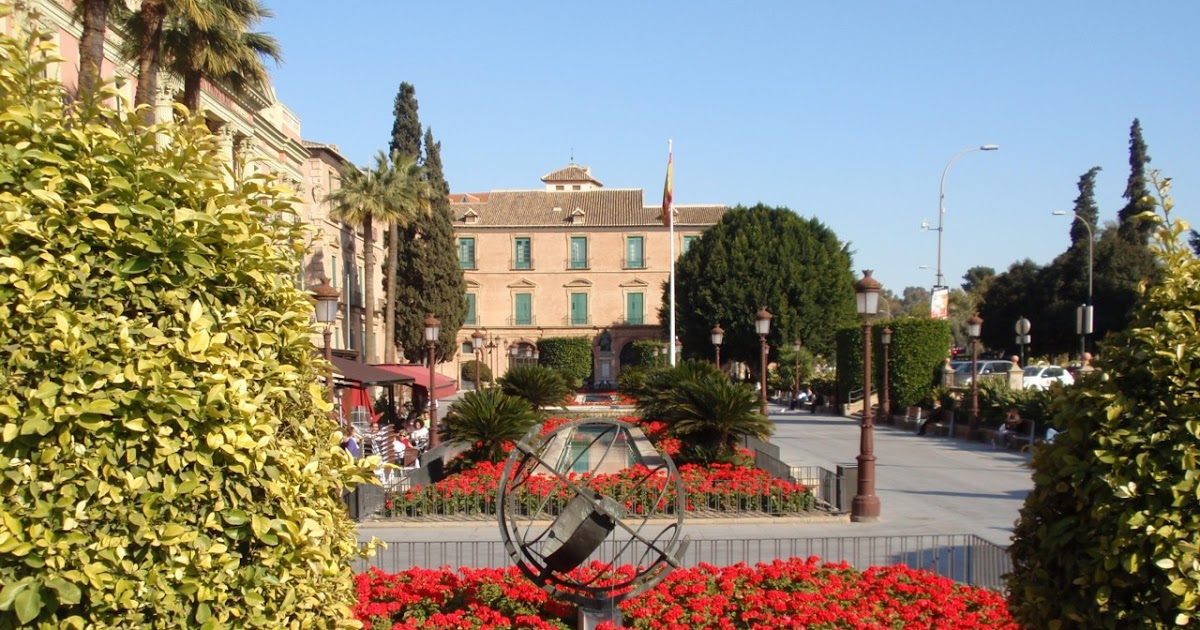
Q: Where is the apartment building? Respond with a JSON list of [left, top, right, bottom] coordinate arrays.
[[451, 164, 726, 385]]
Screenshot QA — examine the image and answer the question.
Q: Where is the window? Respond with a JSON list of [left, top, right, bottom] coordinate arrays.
[[458, 237, 476, 269], [555, 185, 564, 190], [513, 237, 531, 270], [626, 292, 644, 325], [572, 185, 581, 190], [514, 293, 532, 326], [569, 237, 588, 269], [464, 293, 476, 325], [461, 341, 473, 354], [683, 235, 699, 254], [330, 255, 338, 287], [625, 236, 645, 269], [570, 292, 588, 325]]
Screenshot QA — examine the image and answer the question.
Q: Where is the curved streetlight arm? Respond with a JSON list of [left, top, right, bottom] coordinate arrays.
[[1052, 210, 1095, 303], [936, 144, 999, 290]]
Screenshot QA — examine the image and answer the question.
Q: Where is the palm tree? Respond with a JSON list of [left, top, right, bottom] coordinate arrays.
[[499, 365, 570, 412], [325, 152, 392, 363], [444, 388, 538, 465], [635, 360, 727, 423], [380, 153, 429, 364], [668, 378, 772, 464], [159, 0, 282, 112], [122, 0, 223, 123], [74, 0, 113, 100]]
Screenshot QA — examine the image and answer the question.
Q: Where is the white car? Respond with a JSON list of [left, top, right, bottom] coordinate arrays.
[[1023, 365, 1075, 390]]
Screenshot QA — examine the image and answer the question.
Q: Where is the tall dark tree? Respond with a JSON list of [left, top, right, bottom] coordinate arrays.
[[1118, 119, 1155, 245], [1190, 229, 1200, 256], [669, 204, 856, 371], [978, 260, 1059, 358], [960, 266, 995, 297], [74, 0, 113, 100], [389, 82, 421, 161], [1070, 167, 1102, 249], [393, 128, 465, 363]]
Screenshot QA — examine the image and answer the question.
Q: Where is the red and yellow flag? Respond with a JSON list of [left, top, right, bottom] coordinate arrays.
[[661, 148, 673, 227]]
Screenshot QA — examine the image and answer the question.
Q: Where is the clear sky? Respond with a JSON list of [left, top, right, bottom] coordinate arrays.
[[263, 1, 1198, 294]]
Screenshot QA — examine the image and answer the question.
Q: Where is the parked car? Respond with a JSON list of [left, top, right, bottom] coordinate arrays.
[[953, 360, 1014, 386], [1023, 364, 1075, 390]]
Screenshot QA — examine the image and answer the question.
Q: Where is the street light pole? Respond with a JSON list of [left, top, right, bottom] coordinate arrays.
[[880, 328, 892, 424], [967, 313, 983, 439], [755, 308, 773, 416], [711, 324, 724, 369], [471, 330, 485, 389], [935, 144, 999, 291], [424, 313, 441, 448], [792, 339, 802, 400], [313, 277, 340, 411], [1053, 210, 1095, 357], [852, 270, 882, 522]]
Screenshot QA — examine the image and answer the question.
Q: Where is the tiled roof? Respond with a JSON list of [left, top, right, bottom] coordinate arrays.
[[450, 192, 490, 203], [541, 164, 602, 186], [450, 189, 726, 227]]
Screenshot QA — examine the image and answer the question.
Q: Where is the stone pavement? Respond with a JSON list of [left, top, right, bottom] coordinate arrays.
[[359, 403, 1035, 549]]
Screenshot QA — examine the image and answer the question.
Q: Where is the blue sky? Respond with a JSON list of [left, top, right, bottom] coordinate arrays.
[[263, 1, 1198, 294]]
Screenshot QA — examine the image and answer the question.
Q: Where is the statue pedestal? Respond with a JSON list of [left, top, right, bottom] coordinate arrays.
[[579, 605, 622, 630]]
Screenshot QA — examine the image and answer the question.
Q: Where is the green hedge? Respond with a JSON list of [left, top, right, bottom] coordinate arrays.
[[626, 340, 665, 368], [535, 337, 592, 388], [880, 317, 953, 412]]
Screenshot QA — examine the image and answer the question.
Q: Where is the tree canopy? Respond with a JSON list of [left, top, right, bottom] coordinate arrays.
[[668, 204, 856, 368]]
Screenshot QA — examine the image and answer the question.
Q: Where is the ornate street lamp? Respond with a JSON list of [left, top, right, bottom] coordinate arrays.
[[755, 307, 772, 416], [424, 313, 441, 448], [510, 343, 520, 369], [471, 330, 485, 389], [968, 313, 983, 439], [711, 324, 725, 368], [852, 270, 882, 522], [313, 277, 340, 409], [880, 327, 892, 424]]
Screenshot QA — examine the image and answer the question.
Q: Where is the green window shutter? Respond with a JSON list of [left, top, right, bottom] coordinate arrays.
[[626, 236, 644, 268], [570, 292, 588, 325], [627, 292, 643, 325], [683, 235, 698, 254], [515, 293, 532, 325], [464, 293, 476, 325], [458, 238, 475, 269], [570, 237, 588, 269], [514, 237, 531, 269]]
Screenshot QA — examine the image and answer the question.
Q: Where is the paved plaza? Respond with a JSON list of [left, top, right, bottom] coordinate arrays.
[[359, 403, 1035, 549]]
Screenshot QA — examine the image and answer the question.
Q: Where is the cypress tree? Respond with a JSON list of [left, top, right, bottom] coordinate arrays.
[[1118, 119, 1155, 245], [1071, 166, 1102, 248], [389, 82, 421, 161], [393, 127, 465, 362]]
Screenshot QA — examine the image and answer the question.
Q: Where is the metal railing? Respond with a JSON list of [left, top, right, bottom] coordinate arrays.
[[353, 534, 1011, 591]]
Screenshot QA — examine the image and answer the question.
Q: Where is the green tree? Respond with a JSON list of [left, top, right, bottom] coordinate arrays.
[[670, 204, 856, 371], [1118, 118, 1155, 245], [158, 0, 282, 112], [0, 26, 371, 626], [960, 266, 995, 297], [325, 152, 393, 363], [535, 337, 592, 388], [388, 81, 421, 161], [1008, 177, 1200, 628], [444, 389, 538, 466], [897, 286, 931, 318], [392, 207, 465, 362], [122, 0, 217, 122], [379, 152, 430, 363], [499, 365, 570, 412], [72, 0, 114, 100]]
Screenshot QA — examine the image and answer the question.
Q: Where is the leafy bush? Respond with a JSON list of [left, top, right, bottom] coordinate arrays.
[[0, 21, 372, 629], [535, 337, 592, 388], [881, 317, 953, 411], [626, 340, 665, 368], [617, 366, 658, 401], [1008, 179, 1198, 628], [459, 359, 493, 385], [443, 388, 538, 467], [498, 365, 570, 411]]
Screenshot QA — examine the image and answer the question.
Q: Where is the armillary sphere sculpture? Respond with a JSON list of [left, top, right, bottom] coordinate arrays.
[[497, 417, 690, 618]]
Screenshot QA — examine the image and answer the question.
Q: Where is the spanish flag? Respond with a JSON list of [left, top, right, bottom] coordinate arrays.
[[661, 146, 673, 227]]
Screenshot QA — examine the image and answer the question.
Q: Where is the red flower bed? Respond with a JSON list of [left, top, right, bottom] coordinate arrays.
[[353, 558, 1017, 629]]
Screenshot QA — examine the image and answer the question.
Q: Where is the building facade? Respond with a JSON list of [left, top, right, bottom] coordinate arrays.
[[450, 164, 725, 385]]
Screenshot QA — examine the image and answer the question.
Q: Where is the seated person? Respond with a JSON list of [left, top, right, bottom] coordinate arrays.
[[341, 425, 360, 458], [409, 419, 430, 449], [995, 408, 1026, 447]]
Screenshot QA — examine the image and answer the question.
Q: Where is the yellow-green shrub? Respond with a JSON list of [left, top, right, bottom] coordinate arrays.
[[0, 15, 373, 629]]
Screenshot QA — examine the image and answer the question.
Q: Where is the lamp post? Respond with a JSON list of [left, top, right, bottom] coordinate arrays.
[[711, 324, 725, 369], [852, 270, 882, 522], [791, 339, 802, 399], [510, 344, 520, 369], [471, 330, 485, 389], [880, 328, 892, 424], [532, 348, 540, 366], [1052, 210, 1095, 358], [755, 307, 772, 416], [1014, 317, 1031, 366], [424, 313, 441, 448], [313, 277, 340, 408], [967, 313, 983, 439], [934, 144, 999, 291], [486, 338, 497, 383]]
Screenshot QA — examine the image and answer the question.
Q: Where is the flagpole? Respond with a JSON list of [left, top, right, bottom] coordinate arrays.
[[667, 139, 677, 367]]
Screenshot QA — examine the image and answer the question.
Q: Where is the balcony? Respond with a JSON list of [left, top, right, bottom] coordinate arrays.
[[622, 257, 647, 270], [507, 316, 537, 327], [565, 258, 589, 271], [566, 315, 591, 326], [510, 258, 534, 271]]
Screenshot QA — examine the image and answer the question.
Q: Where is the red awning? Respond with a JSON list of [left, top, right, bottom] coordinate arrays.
[[375, 364, 458, 401], [331, 356, 414, 387]]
